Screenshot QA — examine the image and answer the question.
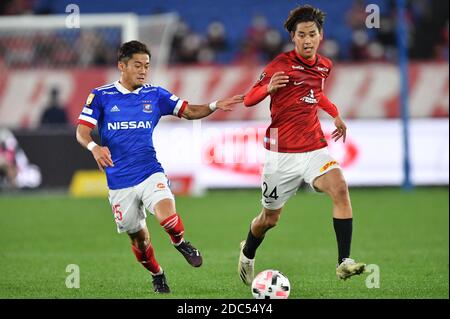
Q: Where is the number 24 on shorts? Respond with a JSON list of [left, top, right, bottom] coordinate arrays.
[[262, 182, 279, 200]]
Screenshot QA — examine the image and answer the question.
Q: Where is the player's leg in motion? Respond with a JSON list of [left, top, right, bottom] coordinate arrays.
[[239, 207, 282, 285], [129, 227, 170, 293], [313, 168, 365, 279], [154, 199, 203, 267]]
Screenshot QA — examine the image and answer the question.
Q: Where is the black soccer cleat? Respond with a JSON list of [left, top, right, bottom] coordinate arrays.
[[175, 241, 203, 267], [152, 272, 170, 293]]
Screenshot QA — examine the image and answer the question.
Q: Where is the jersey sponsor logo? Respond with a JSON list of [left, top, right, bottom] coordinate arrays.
[[102, 91, 118, 95], [320, 160, 338, 172], [110, 105, 120, 112], [107, 120, 152, 130], [86, 93, 95, 105], [293, 81, 304, 86], [292, 65, 304, 70], [317, 66, 329, 72], [141, 89, 156, 93], [300, 89, 318, 104], [156, 182, 166, 189]]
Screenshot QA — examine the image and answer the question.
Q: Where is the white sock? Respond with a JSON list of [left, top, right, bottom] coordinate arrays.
[[152, 267, 164, 276], [172, 238, 185, 247]]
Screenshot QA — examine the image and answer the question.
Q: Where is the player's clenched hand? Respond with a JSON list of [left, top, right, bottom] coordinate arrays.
[[267, 71, 289, 94], [91, 146, 114, 171], [216, 94, 245, 111], [332, 116, 347, 143]]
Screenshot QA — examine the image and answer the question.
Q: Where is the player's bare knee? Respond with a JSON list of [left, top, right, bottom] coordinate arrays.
[[330, 180, 349, 201], [134, 237, 150, 250], [129, 231, 150, 249]]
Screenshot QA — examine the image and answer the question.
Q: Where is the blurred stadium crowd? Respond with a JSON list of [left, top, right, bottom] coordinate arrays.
[[0, 0, 448, 68], [0, 0, 448, 190]]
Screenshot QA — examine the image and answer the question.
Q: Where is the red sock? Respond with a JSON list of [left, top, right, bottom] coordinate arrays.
[[160, 213, 184, 244], [131, 244, 161, 275]]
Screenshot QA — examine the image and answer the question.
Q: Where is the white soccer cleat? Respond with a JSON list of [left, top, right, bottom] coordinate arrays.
[[238, 240, 255, 286], [336, 258, 366, 280]]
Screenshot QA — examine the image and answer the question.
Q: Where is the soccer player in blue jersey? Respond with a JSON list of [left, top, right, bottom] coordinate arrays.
[[76, 41, 243, 294]]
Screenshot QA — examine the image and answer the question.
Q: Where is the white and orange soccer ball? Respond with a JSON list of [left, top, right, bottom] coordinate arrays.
[[251, 269, 290, 299]]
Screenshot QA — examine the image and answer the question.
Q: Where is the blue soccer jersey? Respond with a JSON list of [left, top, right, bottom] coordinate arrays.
[[78, 81, 188, 190]]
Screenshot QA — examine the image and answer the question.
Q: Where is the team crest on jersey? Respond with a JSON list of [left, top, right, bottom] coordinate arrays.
[[258, 72, 267, 82], [142, 100, 153, 113], [85, 93, 95, 106]]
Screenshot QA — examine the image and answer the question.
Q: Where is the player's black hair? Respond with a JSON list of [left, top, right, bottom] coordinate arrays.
[[118, 40, 151, 63], [284, 4, 326, 33]]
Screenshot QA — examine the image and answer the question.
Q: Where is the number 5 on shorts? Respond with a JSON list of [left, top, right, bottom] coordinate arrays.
[[112, 204, 123, 221]]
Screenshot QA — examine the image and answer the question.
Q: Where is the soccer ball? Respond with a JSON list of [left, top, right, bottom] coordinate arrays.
[[251, 269, 290, 299]]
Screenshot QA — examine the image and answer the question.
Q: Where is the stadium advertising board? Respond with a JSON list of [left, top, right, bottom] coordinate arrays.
[[153, 119, 449, 189]]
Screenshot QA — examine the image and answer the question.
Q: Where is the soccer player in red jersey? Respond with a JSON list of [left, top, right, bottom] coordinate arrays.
[[238, 5, 366, 284]]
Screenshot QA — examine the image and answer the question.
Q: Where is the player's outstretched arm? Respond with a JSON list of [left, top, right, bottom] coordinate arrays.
[[318, 94, 339, 118], [76, 124, 114, 171], [180, 94, 244, 120]]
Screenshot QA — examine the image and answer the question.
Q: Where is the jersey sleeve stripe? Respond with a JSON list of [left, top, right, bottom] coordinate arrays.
[[96, 83, 115, 90], [173, 99, 186, 116], [177, 100, 188, 118], [77, 119, 96, 129], [78, 114, 97, 126]]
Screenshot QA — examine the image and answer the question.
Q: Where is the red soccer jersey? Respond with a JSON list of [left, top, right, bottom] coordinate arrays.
[[245, 50, 337, 153]]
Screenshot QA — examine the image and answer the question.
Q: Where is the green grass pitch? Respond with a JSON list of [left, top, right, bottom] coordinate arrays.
[[0, 187, 448, 299]]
